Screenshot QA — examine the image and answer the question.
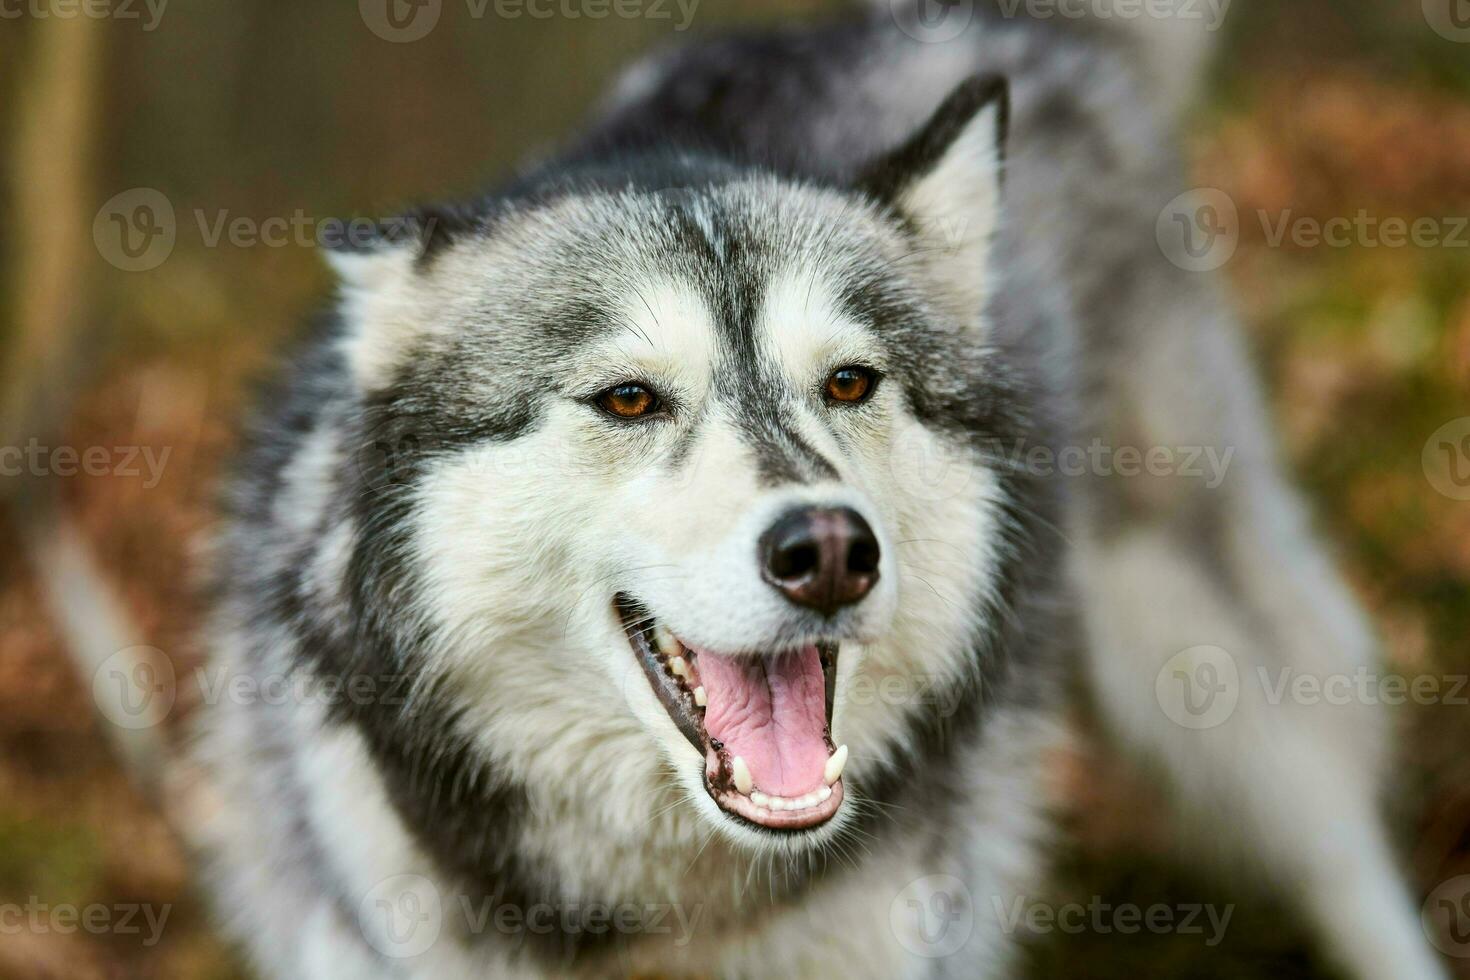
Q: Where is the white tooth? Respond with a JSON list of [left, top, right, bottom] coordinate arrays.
[[669, 656, 689, 680], [800, 792, 818, 809], [693, 685, 707, 707], [732, 756, 753, 795], [750, 791, 770, 807], [823, 745, 848, 786], [654, 625, 678, 658], [817, 785, 832, 803]]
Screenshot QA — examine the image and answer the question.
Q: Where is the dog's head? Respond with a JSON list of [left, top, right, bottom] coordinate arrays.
[[332, 78, 1022, 851]]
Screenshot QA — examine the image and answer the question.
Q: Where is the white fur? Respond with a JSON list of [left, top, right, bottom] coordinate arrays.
[[894, 99, 1004, 322]]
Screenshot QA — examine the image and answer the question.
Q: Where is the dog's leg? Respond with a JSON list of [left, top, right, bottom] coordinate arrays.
[[1074, 280, 1445, 978]]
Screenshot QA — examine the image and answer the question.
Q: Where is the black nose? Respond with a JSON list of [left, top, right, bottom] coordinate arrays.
[[759, 507, 880, 615]]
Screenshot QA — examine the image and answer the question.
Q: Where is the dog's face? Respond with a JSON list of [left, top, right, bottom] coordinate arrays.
[[333, 81, 1013, 851]]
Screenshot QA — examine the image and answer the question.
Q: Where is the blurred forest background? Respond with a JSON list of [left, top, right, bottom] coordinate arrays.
[[1, 0, 1468, 977]]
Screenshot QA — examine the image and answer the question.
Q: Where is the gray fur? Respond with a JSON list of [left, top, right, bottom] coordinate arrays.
[[195, 8, 1441, 979]]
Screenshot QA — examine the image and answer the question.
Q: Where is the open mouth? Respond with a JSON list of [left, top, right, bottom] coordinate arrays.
[[616, 594, 847, 832]]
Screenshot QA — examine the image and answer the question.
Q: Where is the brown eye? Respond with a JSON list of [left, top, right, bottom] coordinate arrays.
[[597, 383, 659, 419], [825, 366, 876, 404]]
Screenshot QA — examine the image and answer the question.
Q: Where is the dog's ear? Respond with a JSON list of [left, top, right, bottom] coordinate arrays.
[[323, 208, 475, 391], [857, 75, 1008, 320], [323, 206, 472, 289]]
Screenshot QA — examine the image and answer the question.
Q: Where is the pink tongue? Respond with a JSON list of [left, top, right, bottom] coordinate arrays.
[[694, 645, 829, 798]]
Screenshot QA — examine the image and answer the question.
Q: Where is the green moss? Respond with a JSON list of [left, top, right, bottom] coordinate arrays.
[[0, 811, 104, 902]]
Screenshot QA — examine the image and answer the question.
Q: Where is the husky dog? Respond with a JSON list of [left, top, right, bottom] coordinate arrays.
[[197, 6, 1443, 978]]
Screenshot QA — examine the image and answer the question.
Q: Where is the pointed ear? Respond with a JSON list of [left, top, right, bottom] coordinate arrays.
[[857, 75, 1009, 319], [322, 207, 468, 290], [322, 209, 469, 391], [324, 238, 417, 293]]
